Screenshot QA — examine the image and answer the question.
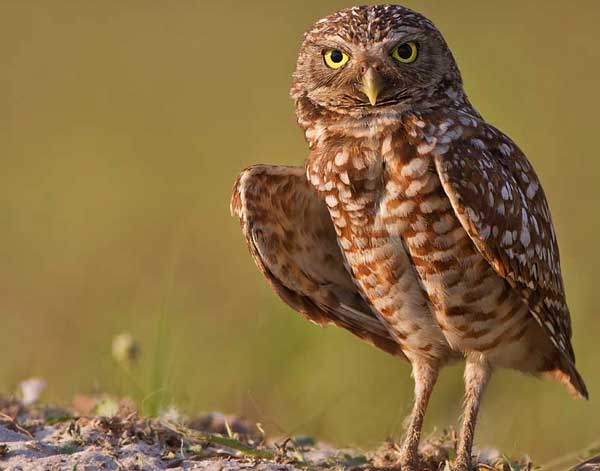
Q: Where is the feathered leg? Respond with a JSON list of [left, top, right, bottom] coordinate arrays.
[[455, 358, 492, 471], [399, 362, 439, 470]]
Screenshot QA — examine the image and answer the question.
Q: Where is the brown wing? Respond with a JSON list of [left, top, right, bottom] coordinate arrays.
[[230, 164, 405, 358], [430, 111, 587, 397]]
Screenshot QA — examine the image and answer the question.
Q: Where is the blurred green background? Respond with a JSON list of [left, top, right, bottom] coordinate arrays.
[[1, 0, 598, 463]]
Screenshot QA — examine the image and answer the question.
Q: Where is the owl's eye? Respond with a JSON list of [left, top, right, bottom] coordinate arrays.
[[391, 41, 418, 63], [323, 49, 350, 69]]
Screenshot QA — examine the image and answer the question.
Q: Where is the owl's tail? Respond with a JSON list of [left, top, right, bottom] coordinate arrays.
[[545, 360, 589, 400]]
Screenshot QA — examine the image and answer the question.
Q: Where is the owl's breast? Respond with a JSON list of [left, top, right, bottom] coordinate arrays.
[[372, 130, 533, 362], [306, 129, 452, 362], [306, 122, 534, 364]]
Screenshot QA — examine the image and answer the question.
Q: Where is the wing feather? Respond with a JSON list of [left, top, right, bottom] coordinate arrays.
[[231, 164, 405, 358], [430, 111, 586, 397]]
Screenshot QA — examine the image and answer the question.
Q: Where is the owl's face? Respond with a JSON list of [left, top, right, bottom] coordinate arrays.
[[291, 5, 463, 117]]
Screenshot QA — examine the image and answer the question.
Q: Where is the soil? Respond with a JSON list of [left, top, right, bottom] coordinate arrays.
[[0, 395, 575, 471]]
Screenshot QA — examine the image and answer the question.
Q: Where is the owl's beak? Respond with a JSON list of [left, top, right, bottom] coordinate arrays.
[[361, 67, 384, 106]]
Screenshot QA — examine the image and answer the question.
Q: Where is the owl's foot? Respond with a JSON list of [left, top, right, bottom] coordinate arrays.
[[452, 456, 473, 471], [398, 455, 420, 471]]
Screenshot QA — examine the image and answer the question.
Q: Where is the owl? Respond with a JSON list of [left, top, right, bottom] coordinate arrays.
[[231, 5, 587, 470]]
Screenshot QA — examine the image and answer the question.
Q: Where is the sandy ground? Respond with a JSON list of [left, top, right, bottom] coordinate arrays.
[[0, 412, 371, 471], [0, 395, 590, 471], [0, 421, 304, 470]]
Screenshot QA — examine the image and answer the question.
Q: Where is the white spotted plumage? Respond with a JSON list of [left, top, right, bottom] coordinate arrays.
[[233, 5, 587, 471]]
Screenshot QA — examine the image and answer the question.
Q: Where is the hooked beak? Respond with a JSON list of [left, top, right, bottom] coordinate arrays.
[[360, 67, 384, 106]]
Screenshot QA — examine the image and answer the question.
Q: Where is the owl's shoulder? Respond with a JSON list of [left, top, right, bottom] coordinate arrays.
[[404, 108, 521, 159]]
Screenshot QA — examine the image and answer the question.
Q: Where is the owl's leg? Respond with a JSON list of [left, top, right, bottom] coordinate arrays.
[[399, 362, 439, 471], [454, 358, 492, 471]]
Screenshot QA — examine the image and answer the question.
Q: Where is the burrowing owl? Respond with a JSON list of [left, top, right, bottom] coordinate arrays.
[[231, 5, 587, 470]]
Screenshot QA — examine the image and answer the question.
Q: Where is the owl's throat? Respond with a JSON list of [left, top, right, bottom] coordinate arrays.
[[293, 80, 480, 151]]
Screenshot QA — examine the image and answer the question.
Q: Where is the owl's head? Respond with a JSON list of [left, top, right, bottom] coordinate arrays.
[[291, 5, 466, 119]]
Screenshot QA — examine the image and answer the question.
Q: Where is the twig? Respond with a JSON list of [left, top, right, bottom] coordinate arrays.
[[0, 412, 34, 439], [568, 453, 600, 471], [161, 421, 324, 470], [162, 421, 276, 460]]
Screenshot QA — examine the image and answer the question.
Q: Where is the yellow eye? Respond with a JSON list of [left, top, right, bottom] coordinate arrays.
[[323, 49, 350, 69], [391, 41, 418, 63]]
